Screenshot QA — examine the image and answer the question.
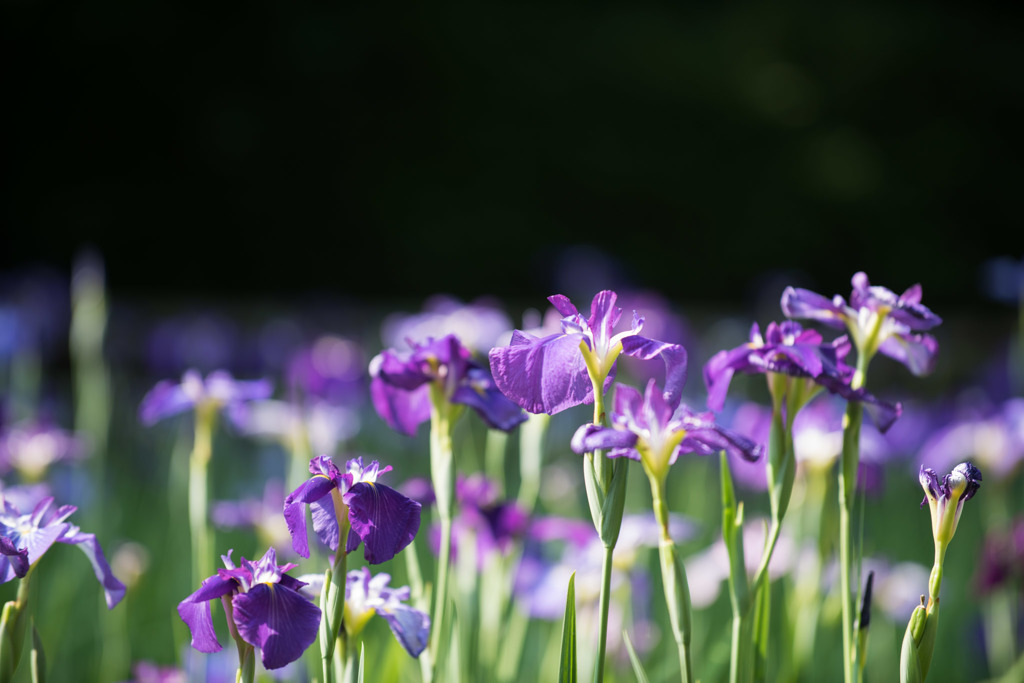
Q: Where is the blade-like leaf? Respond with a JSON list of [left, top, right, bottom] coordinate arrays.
[[622, 630, 650, 683], [30, 620, 45, 683], [558, 572, 577, 683]]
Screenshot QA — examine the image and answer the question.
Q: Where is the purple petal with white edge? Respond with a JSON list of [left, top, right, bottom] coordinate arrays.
[[570, 423, 639, 456], [780, 287, 848, 329], [450, 369, 527, 432], [58, 529, 127, 608], [620, 336, 688, 408], [379, 602, 431, 657], [370, 376, 431, 436], [284, 475, 338, 558], [177, 574, 239, 654], [0, 537, 28, 580], [138, 381, 194, 425], [488, 331, 593, 415], [878, 333, 939, 377], [232, 583, 321, 670], [587, 291, 622, 342], [344, 482, 422, 565]]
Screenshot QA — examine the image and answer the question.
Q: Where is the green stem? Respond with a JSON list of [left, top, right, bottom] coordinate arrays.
[[652, 474, 693, 683], [428, 386, 457, 683], [189, 405, 216, 592], [321, 502, 350, 683], [839, 398, 864, 683], [593, 544, 615, 683]]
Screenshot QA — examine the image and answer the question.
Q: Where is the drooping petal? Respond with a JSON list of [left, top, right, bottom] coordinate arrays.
[[344, 482, 422, 565], [232, 583, 321, 670], [780, 287, 848, 329], [450, 367, 527, 432], [310, 496, 342, 553], [488, 331, 594, 415], [283, 475, 338, 558], [377, 602, 431, 657], [57, 529, 127, 608], [177, 574, 238, 654], [570, 423, 639, 456], [369, 376, 431, 436], [0, 537, 28, 580], [620, 336, 688, 408], [878, 333, 939, 377], [703, 345, 753, 412], [138, 381, 194, 425]]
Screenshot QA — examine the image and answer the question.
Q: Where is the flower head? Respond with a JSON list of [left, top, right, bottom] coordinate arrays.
[[703, 320, 900, 432], [284, 456, 421, 565], [571, 379, 762, 483], [919, 462, 982, 546], [370, 334, 526, 436], [488, 291, 687, 415], [344, 567, 430, 657], [178, 548, 320, 670], [781, 272, 941, 376], [0, 491, 125, 608], [0, 420, 89, 480], [139, 369, 272, 425]]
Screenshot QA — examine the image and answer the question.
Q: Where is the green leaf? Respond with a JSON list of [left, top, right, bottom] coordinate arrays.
[[918, 600, 939, 681], [29, 621, 44, 683], [557, 572, 577, 683], [899, 607, 924, 683], [357, 642, 364, 683], [622, 631, 650, 683]]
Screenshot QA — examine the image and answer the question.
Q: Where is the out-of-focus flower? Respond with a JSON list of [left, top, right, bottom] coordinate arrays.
[[284, 456, 420, 565], [370, 334, 526, 436], [344, 567, 431, 657], [429, 475, 529, 568], [571, 379, 762, 483], [232, 399, 359, 456], [381, 295, 513, 356], [489, 291, 687, 416], [781, 272, 941, 376], [704, 320, 900, 432], [139, 369, 272, 426], [0, 491, 125, 608], [120, 661, 186, 683], [981, 255, 1024, 305], [918, 398, 1024, 481], [211, 480, 292, 553], [178, 548, 319, 670], [0, 420, 89, 480], [286, 336, 366, 406], [919, 462, 982, 547], [975, 517, 1024, 594]]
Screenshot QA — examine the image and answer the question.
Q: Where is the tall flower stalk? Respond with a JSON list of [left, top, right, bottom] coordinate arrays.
[[490, 291, 685, 683], [783, 273, 940, 682], [371, 334, 524, 682]]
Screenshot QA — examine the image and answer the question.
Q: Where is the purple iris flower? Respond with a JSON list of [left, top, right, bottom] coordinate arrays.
[[343, 567, 431, 657], [178, 548, 320, 670], [286, 336, 366, 406], [919, 462, 982, 545], [0, 492, 125, 608], [975, 517, 1024, 594], [703, 320, 901, 432], [381, 295, 514, 356], [781, 272, 941, 376], [0, 419, 89, 480], [370, 334, 526, 436], [212, 480, 292, 553], [139, 369, 273, 425], [488, 291, 687, 416], [918, 397, 1024, 481], [571, 379, 762, 482], [284, 456, 421, 565]]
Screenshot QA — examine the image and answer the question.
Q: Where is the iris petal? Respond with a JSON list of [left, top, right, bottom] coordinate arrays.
[[489, 332, 593, 415], [58, 529, 127, 608], [378, 602, 431, 657], [370, 376, 432, 436], [344, 482, 422, 565], [233, 583, 321, 670]]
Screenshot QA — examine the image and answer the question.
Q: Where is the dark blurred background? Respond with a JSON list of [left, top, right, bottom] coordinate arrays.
[[4, 1, 1023, 308]]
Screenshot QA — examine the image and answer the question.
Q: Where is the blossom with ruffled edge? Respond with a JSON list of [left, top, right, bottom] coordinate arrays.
[[703, 320, 901, 432], [284, 456, 421, 565], [370, 334, 526, 436], [919, 462, 982, 547], [781, 272, 941, 376], [572, 379, 762, 483], [489, 291, 687, 416], [344, 567, 431, 657], [139, 369, 272, 426], [0, 493, 125, 608], [178, 547, 320, 670]]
